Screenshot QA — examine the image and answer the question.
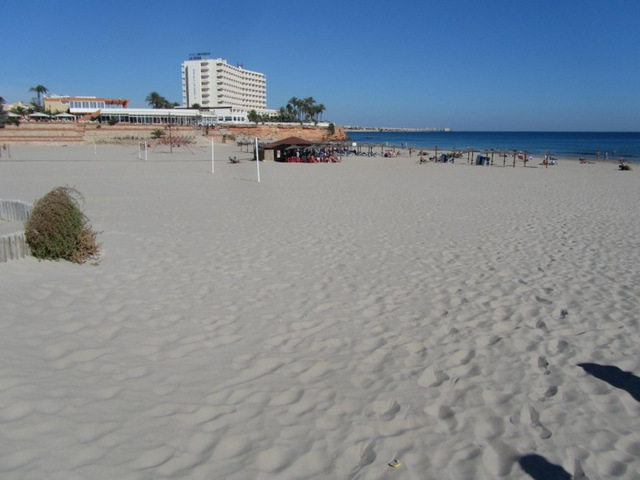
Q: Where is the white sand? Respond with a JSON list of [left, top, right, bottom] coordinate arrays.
[[1, 144, 640, 479]]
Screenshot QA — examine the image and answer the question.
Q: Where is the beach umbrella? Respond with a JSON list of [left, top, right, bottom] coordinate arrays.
[[55, 113, 75, 122], [29, 112, 52, 122]]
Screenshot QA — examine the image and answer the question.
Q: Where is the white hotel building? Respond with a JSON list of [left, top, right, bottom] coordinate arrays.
[[182, 56, 275, 122], [46, 56, 276, 125]]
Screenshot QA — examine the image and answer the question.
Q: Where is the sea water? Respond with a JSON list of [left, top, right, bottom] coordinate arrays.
[[346, 131, 640, 160]]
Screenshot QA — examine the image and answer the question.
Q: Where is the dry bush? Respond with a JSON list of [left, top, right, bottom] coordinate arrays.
[[25, 186, 101, 264], [156, 135, 195, 146]]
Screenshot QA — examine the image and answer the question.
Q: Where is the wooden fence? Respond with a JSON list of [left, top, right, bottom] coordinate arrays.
[[0, 200, 33, 262]]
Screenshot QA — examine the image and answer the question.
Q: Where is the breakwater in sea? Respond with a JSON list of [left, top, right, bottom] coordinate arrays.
[[346, 131, 640, 160]]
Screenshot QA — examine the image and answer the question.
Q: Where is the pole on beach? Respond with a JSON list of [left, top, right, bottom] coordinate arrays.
[[93, 142, 97, 155], [211, 139, 215, 173], [169, 112, 173, 154], [145, 141, 148, 162], [255, 137, 261, 183], [138, 141, 141, 160]]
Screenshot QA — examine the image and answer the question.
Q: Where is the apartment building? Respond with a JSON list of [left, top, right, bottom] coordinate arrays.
[[181, 56, 267, 112]]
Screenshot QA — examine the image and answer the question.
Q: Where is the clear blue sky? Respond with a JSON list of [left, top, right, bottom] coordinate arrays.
[[2, 0, 638, 131]]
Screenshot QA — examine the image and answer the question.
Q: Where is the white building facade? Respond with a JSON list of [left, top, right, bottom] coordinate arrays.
[[181, 56, 268, 112]]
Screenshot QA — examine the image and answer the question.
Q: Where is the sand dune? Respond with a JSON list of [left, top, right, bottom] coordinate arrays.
[[1, 144, 639, 479]]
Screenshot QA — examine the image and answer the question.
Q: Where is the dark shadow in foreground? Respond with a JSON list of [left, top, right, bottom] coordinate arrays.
[[578, 362, 640, 402], [519, 454, 571, 480]]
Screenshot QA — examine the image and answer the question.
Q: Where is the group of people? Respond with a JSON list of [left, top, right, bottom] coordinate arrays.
[[285, 154, 341, 163], [284, 148, 342, 163]]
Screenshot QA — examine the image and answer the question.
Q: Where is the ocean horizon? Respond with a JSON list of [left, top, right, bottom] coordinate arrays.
[[346, 131, 640, 160]]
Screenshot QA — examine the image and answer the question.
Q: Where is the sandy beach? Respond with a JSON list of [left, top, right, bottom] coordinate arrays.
[[1, 144, 640, 479]]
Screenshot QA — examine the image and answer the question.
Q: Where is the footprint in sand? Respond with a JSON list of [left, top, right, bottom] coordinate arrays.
[[531, 384, 559, 401], [336, 441, 376, 479], [550, 339, 570, 355], [528, 405, 552, 439], [509, 405, 552, 439], [538, 356, 550, 375], [370, 398, 401, 421], [418, 368, 450, 388], [535, 319, 550, 334]]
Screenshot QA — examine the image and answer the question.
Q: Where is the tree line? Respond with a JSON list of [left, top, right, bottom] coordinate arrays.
[[247, 97, 325, 125], [1, 84, 50, 126], [1, 84, 330, 129]]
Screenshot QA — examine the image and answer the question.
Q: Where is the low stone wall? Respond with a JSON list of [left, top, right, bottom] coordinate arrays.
[[0, 200, 33, 262], [0, 123, 85, 144], [0, 122, 348, 145]]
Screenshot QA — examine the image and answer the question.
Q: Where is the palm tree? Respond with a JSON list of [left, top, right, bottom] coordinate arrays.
[[146, 91, 172, 109], [247, 109, 259, 124], [309, 103, 325, 124], [29, 85, 49, 110], [287, 97, 304, 123], [10, 105, 28, 116]]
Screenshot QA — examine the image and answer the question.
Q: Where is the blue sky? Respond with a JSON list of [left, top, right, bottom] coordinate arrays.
[[2, 0, 638, 130]]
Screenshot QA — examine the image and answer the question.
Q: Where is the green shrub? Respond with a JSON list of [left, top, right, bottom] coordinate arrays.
[[25, 187, 101, 264]]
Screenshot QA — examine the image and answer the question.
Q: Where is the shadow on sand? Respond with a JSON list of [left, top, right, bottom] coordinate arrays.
[[519, 454, 571, 480], [578, 362, 640, 402]]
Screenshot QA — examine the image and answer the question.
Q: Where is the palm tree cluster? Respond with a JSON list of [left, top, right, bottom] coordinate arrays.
[[2, 86, 48, 125], [283, 97, 325, 124], [145, 92, 178, 109], [248, 97, 326, 125]]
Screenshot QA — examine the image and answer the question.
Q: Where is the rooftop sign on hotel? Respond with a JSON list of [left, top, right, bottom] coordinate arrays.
[[188, 52, 211, 60]]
